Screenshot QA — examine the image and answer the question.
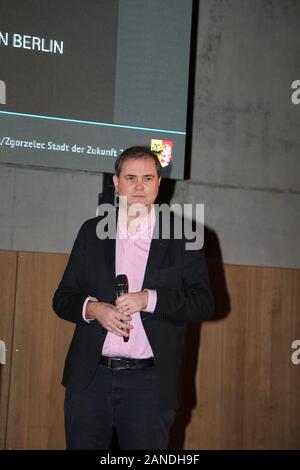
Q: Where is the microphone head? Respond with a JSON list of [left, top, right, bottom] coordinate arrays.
[[116, 274, 128, 296]]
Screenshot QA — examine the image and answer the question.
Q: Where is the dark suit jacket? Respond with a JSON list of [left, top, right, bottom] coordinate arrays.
[[53, 210, 214, 409]]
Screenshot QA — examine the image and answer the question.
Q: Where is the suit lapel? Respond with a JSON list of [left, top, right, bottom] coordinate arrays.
[[102, 209, 117, 285], [141, 207, 170, 320], [103, 235, 116, 281], [143, 204, 170, 288], [142, 237, 168, 290]]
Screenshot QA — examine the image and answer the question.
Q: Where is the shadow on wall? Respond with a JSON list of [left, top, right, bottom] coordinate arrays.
[[158, 180, 231, 449]]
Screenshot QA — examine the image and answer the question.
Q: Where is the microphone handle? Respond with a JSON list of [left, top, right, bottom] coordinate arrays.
[[117, 288, 130, 343]]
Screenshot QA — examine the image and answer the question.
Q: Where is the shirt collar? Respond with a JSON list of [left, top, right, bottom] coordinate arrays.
[[118, 204, 156, 240]]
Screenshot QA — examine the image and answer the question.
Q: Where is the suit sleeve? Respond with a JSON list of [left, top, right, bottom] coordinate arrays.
[[52, 222, 88, 324], [153, 244, 214, 323]]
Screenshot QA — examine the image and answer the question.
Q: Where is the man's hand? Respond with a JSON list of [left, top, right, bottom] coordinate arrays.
[[115, 291, 148, 315], [86, 301, 133, 337]]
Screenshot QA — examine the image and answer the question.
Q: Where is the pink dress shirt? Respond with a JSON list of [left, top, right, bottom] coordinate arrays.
[[83, 206, 157, 359]]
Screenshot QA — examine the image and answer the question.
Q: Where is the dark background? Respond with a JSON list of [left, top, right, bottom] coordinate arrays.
[[0, 0, 118, 122]]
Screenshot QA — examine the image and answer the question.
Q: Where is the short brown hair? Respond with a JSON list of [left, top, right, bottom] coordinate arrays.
[[115, 146, 162, 177]]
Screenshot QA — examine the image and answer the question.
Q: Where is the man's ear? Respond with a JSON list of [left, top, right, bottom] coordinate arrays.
[[112, 175, 118, 192]]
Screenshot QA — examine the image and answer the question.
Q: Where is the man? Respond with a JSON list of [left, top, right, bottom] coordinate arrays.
[[53, 146, 214, 450]]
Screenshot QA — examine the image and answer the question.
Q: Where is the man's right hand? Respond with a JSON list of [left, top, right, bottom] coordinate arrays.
[[86, 301, 133, 338]]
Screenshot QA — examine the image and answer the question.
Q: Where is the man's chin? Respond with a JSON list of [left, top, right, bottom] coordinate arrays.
[[129, 197, 147, 205]]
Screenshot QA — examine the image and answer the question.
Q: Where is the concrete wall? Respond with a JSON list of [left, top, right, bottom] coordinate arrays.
[[0, 0, 299, 267], [173, 0, 300, 268], [0, 165, 102, 253]]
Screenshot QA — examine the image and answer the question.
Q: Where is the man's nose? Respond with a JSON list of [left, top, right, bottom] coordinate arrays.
[[134, 180, 144, 190]]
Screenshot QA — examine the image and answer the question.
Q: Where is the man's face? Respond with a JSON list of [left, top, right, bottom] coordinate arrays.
[[113, 157, 161, 211]]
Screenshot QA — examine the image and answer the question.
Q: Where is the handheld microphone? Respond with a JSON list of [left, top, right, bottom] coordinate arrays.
[[116, 274, 130, 342]]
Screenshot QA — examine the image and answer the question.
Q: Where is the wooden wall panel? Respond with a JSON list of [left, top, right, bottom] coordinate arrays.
[[1, 250, 299, 449], [180, 264, 300, 449], [5, 252, 73, 450], [0, 251, 17, 449]]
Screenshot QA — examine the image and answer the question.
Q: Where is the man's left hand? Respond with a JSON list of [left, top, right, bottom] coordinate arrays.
[[115, 291, 148, 314]]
